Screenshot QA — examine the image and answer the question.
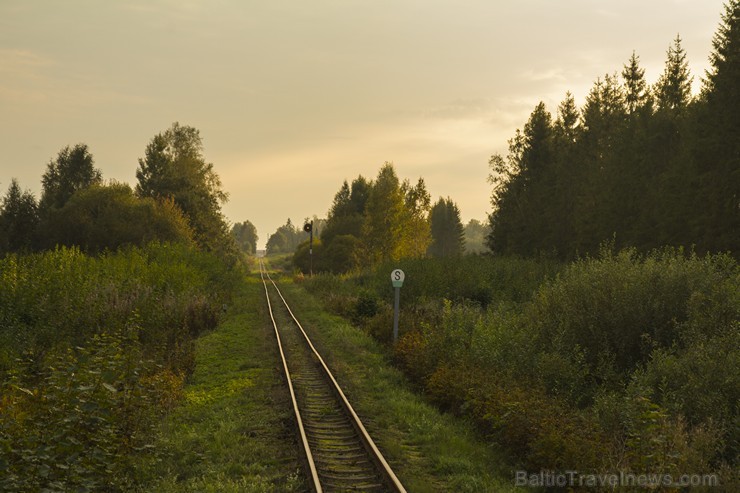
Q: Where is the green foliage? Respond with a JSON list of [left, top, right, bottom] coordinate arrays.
[[266, 218, 309, 255], [487, 19, 739, 258], [360, 163, 408, 263], [462, 219, 489, 254], [0, 179, 38, 254], [303, 163, 432, 274], [526, 248, 738, 377], [322, 234, 361, 273], [292, 237, 323, 273], [0, 244, 234, 372], [40, 183, 195, 253], [655, 35, 693, 112], [231, 220, 258, 255], [135, 122, 237, 261], [692, 0, 740, 256], [304, 249, 739, 484], [321, 177, 369, 246], [0, 326, 165, 492], [39, 144, 102, 212], [364, 255, 560, 308], [428, 197, 465, 257], [399, 177, 432, 259], [0, 243, 239, 490]]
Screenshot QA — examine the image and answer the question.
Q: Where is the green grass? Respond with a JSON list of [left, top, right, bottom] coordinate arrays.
[[137, 275, 304, 492], [137, 263, 523, 491], [281, 278, 520, 492]]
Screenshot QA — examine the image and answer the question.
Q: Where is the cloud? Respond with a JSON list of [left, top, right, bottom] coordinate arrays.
[[0, 48, 53, 72], [0, 49, 57, 104]]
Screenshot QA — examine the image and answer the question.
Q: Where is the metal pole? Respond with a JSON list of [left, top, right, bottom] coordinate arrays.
[[393, 286, 400, 343], [309, 221, 313, 277]]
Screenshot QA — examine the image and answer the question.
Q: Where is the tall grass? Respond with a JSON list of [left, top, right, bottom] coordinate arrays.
[[0, 243, 240, 491], [302, 249, 739, 487]]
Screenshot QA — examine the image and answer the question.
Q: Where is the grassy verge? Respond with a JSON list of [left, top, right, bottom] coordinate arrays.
[[277, 275, 519, 493], [137, 274, 304, 492]]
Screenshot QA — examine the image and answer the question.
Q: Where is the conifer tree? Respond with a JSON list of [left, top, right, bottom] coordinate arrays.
[[622, 51, 651, 115], [693, 0, 740, 253], [428, 197, 465, 257], [655, 35, 693, 112], [487, 103, 556, 255], [0, 179, 38, 253]]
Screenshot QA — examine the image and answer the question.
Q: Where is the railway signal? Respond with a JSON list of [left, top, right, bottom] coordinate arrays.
[[304, 221, 313, 276]]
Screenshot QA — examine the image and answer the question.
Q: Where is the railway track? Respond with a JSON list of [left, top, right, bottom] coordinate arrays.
[[259, 261, 406, 493]]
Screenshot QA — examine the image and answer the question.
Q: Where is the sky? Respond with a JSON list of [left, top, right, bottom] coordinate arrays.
[[0, 0, 728, 248]]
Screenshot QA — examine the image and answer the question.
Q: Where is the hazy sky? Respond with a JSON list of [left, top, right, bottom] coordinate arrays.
[[0, 1, 727, 247]]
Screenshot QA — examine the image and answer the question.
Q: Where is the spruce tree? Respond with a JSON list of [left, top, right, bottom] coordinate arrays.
[[428, 197, 465, 257], [0, 179, 38, 253], [655, 35, 693, 112], [622, 51, 651, 115], [694, 0, 740, 253]]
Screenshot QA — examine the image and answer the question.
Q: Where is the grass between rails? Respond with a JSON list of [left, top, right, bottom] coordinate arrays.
[[272, 272, 520, 493], [137, 274, 304, 492]]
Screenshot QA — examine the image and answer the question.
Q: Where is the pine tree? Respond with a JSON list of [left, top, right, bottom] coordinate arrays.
[[575, 75, 628, 253], [428, 197, 465, 257], [655, 35, 693, 112], [555, 92, 580, 143], [487, 133, 524, 255], [550, 93, 581, 255], [693, 0, 740, 253], [487, 103, 556, 255], [622, 51, 651, 115], [0, 179, 39, 253]]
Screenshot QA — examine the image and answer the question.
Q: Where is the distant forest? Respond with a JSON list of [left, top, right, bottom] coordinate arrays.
[[488, 8, 738, 258]]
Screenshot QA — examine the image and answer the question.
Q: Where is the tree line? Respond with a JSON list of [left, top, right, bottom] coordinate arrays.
[[0, 122, 245, 263], [488, 1, 739, 258], [289, 162, 470, 273]]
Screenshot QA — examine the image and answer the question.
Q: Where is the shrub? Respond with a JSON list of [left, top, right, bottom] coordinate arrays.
[[0, 325, 173, 492], [0, 242, 238, 490], [303, 248, 739, 482], [40, 183, 195, 253]]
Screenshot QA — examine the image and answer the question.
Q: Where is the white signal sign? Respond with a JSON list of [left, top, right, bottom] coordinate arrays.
[[391, 269, 405, 287]]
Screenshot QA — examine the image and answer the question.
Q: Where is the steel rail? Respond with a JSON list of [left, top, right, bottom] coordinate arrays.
[[260, 263, 407, 493], [259, 261, 323, 493]]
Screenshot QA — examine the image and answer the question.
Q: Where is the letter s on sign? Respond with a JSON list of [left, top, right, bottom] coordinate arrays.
[[391, 269, 405, 287]]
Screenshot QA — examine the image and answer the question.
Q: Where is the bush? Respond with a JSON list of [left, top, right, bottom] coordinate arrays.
[[303, 248, 739, 483], [0, 325, 179, 492], [525, 248, 738, 379], [0, 242, 238, 491], [0, 243, 235, 375], [40, 183, 195, 253]]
